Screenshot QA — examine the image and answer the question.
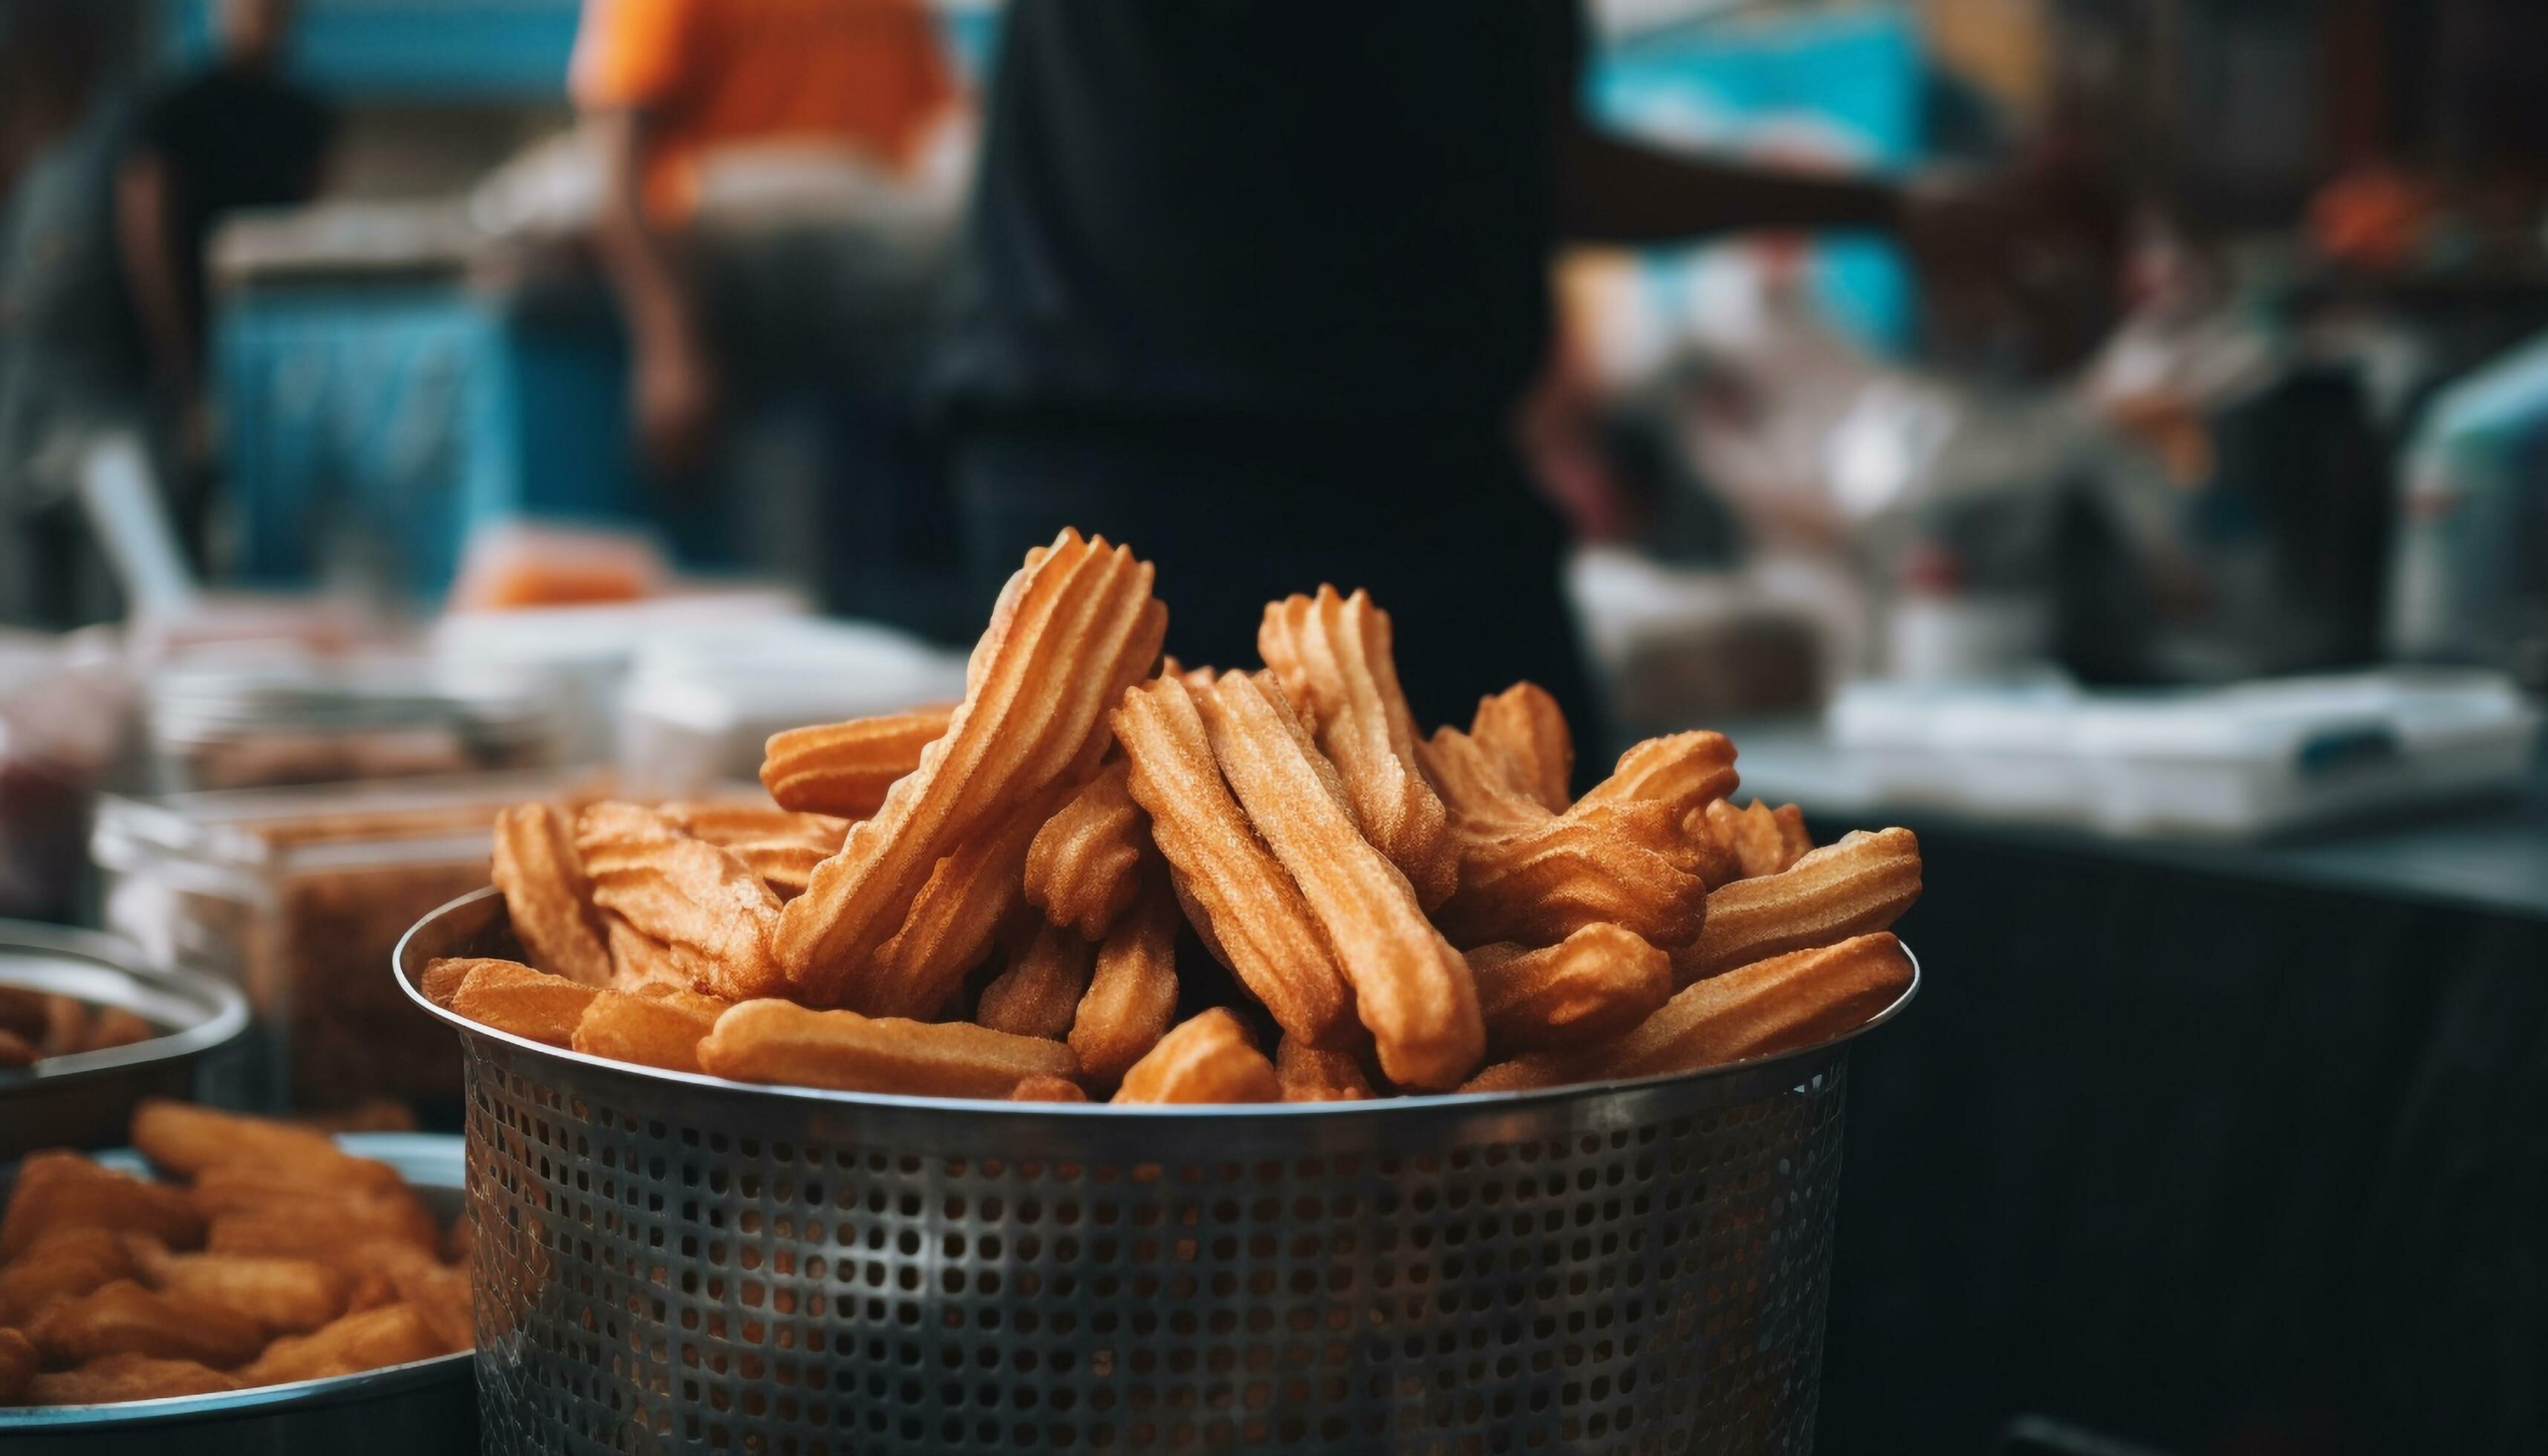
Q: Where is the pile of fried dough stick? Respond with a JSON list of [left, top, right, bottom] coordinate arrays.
[[428, 530, 1922, 1104]]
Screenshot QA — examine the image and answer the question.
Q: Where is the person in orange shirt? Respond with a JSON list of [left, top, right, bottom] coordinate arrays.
[[572, 0, 966, 627]]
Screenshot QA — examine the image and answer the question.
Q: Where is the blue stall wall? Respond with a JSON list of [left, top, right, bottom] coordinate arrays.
[[161, 0, 1000, 99]]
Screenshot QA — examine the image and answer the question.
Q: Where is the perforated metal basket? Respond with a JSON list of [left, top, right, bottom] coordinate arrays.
[[395, 888, 1917, 1455]]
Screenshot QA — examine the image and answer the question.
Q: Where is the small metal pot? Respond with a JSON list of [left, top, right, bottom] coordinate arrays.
[[0, 920, 250, 1157]]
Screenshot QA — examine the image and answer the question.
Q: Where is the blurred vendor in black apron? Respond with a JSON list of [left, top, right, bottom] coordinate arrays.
[[937, 0, 2067, 738]]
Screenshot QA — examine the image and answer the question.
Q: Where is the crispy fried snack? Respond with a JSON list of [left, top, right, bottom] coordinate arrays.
[[724, 837, 832, 901], [780, 532, 1167, 1003], [1196, 671, 1483, 1089], [1112, 677, 1353, 1049], [490, 802, 611, 987], [1673, 828, 1921, 984], [1575, 731, 1740, 824], [1427, 727, 1710, 952], [443, 959, 601, 1047], [1463, 933, 1915, 1092], [1694, 798, 1813, 883], [1065, 877, 1182, 1086], [1469, 682, 1573, 812], [187, 1166, 440, 1252], [152, 1254, 349, 1340], [1007, 1073, 1089, 1102], [131, 1099, 406, 1195], [1256, 587, 1457, 909], [367, 1244, 472, 1353], [0, 1227, 135, 1324], [976, 922, 1093, 1041], [28, 1278, 266, 1369], [0, 1151, 202, 1260], [660, 802, 852, 849], [25, 1352, 241, 1405], [1468, 924, 1673, 1053], [599, 911, 689, 992], [1022, 760, 1149, 939], [569, 984, 729, 1073], [243, 1303, 446, 1385], [577, 802, 786, 1000], [1112, 1008, 1281, 1105], [697, 998, 1078, 1099], [0, 1327, 31, 1404], [759, 705, 955, 819], [862, 786, 1067, 1019], [1273, 1038, 1374, 1102], [417, 958, 475, 1009]]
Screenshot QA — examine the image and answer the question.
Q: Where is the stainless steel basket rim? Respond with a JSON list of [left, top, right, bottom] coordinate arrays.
[[0, 919, 250, 1088], [0, 1133, 469, 1432], [396, 885, 1920, 1119]]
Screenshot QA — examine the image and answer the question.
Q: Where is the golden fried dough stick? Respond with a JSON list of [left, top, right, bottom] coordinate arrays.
[[152, 1255, 349, 1340], [369, 1246, 472, 1353], [1694, 799, 1813, 882], [186, 1166, 439, 1249], [444, 960, 601, 1047], [976, 922, 1094, 1040], [759, 705, 955, 819], [26, 1352, 241, 1405], [130, 1100, 406, 1196], [0, 1228, 135, 1325], [28, 1279, 266, 1369], [1, 1152, 202, 1259], [698, 998, 1078, 1098], [1273, 1038, 1374, 1102], [243, 1303, 446, 1385], [1196, 671, 1483, 1090], [598, 911, 689, 991], [1066, 877, 1183, 1086], [1421, 723, 1548, 829], [569, 985, 729, 1073], [577, 802, 787, 999], [1023, 760, 1150, 939], [1575, 731, 1740, 824], [1112, 677, 1353, 1048], [490, 802, 611, 987], [1112, 1008, 1281, 1105], [417, 958, 474, 1008], [1469, 682, 1573, 812], [660, 802, 852, 849], [1007, 1073, 1089, 1102], [724, 837, 832, 900], [1673, 828, 1920, 984], [1257, 587, 1457, 909], [862, 786, 1067, 1018], [0, 1327, 31, 1405], [1463, 933, 1914, 1092], [780, 532, 1168, 1003], [1467, 925, 1672, 1053]]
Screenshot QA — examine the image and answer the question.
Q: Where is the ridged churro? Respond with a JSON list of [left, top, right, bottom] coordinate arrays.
[[1469, 681, 1574, 811], [1195, 670, 1482, 1089], [577, 802, 787, 1000], [1257, 587, 1457, 909], [1066, 877, 1182, 1086], [697, 998, 1078, 1098], [569, 984, 730, 1072], [1023, 760, 1150, 939], [862, 786, 1067, 1018], [149, 1255, 349, 1339], [1273, 1038, 1374, 1102], [1112, 1008, 1281, 1105], [1673, 828, 1920, 984], [1434, 796, 1709, 953], [1467, 924, 1672, 1053], [0, 1153, 201, 1260], [1575, 730, 1739, 823], [490, 802, 611, 987], [1111, 677, 1353, 1047], [1463, 933, 1915, 1092], [1694, 798, 1813, 883], [779, 532, 1167, 1003], [442, 960, 599, 1047], [0, 1229, 133, 1325], [976, 922, 1093, 1041], [660, 802, 852, 849], [758, 706, 953, 819], [130, 1100, 404, 1195], [599, 911, 689, 992], [1007, 1073, 1088, 1102]]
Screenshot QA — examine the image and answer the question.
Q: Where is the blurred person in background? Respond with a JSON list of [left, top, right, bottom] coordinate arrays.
[[937, 0, 2106, 738], [0, 0, 149, 628], [117, 0, 334, 545], [573, 0, 969, 634]]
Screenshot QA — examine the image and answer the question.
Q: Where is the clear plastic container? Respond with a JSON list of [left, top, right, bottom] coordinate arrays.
[[90, 769, 599, 1110]]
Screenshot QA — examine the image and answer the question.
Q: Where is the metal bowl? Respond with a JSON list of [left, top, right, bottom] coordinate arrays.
[[0, 920, 250, 1157], [398, 886, 1916, 1455], [0, 1133, 475, 1455]]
